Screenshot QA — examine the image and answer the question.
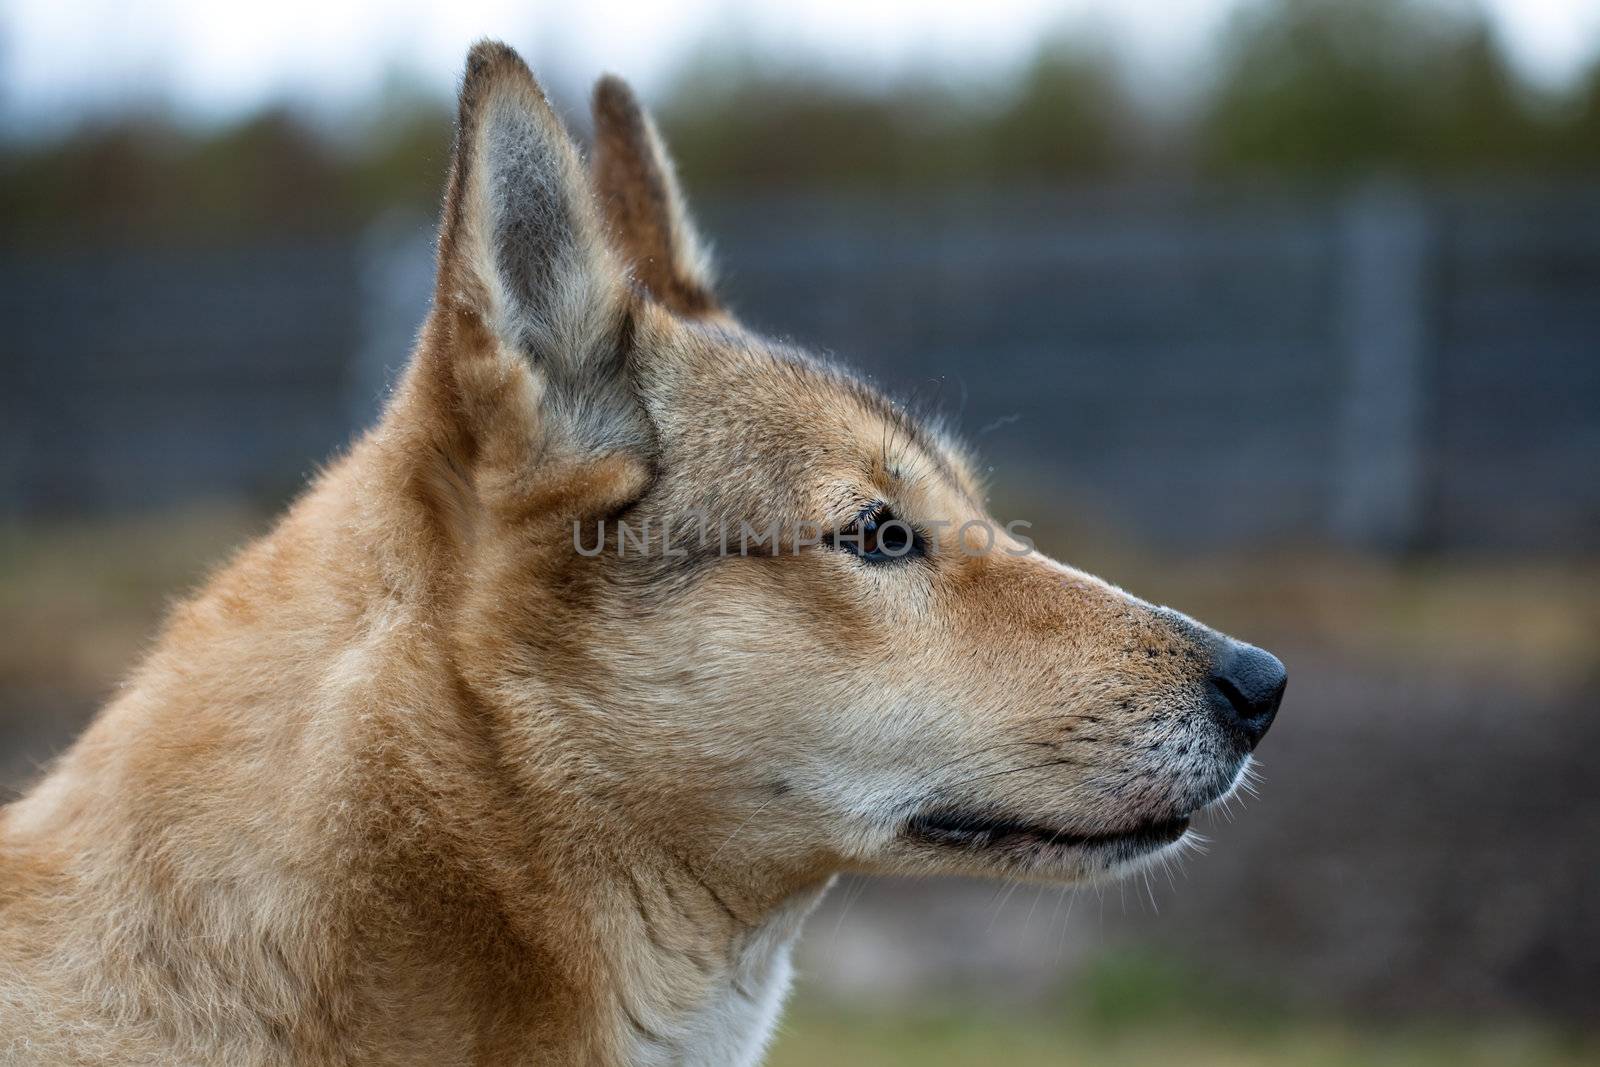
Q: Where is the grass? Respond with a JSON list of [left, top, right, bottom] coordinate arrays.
[[768, 953, 1598, 1066], [768, 1004, 1597, 1067]]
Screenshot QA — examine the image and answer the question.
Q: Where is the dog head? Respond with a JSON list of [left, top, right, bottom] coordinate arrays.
[[400, 43, 1284, 895]]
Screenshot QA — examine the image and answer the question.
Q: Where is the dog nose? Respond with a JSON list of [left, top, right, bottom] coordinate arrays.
[[1208, 641, 1286, 749]]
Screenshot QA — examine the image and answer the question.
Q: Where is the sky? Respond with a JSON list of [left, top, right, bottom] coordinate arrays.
[[4, 0, 1600, 133]]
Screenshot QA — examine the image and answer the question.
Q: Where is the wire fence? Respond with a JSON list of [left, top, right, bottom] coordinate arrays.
[[5, 184, 1597, 555]]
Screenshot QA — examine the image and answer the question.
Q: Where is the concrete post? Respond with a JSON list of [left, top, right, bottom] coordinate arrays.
[[1332, 181, 1432, 552]]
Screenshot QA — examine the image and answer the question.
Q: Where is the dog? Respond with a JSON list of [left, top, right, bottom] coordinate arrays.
[[0, 41, 1285, 1066]]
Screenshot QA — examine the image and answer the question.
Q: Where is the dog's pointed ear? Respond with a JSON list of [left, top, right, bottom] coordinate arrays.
[[430, 41, 649, 458], [591, 75, 721, 319], [436, 41, 630, 372]]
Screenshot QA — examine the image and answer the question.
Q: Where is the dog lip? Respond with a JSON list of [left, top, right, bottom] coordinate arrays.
[[903, 809, 1191, 853]]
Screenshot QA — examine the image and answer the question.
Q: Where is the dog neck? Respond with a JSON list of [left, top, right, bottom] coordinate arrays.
[[452, 705, 835, 1064], [375, 740, 833, 1064], [601, 864, 833, 1066], [338, 642, 835, 1064]]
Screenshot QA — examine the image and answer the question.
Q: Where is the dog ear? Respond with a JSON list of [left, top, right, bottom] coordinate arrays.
[[430, 41, 649, 457], [591, 75, 721, 319]]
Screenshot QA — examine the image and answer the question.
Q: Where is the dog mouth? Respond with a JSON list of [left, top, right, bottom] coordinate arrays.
[[903, 809, 1191, 857]]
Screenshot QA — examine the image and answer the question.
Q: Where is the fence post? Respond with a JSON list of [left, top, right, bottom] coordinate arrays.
[[1332, 181, 1432, 553]]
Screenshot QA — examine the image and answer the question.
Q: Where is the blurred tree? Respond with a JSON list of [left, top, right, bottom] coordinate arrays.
[[1424, 22, 1543, 169], [1198, 0, 1547, 177], [1, 117, 178, 244], [985, 39, 1130, 179], [659, 47, 951, 191], [658, 34, 1131, 191], [344, 68, 453, 219], [1, 110, 348, 246], [2, 6, 1596, 246], [1555, 59, 1600, 169], [184, 109, 349, 237]]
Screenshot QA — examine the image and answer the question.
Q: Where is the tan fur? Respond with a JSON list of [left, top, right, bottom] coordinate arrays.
[[591, 75, 721, 319], [0, 42, 1276, 1066]]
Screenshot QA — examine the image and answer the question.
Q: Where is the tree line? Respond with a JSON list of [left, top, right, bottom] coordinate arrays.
[[4, 0, 1596, 246]]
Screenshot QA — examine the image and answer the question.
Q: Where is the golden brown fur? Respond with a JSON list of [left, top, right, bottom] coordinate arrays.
[[0, 42, 1282, 1065]]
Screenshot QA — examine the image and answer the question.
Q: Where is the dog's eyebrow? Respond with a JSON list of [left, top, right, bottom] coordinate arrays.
[[759, 342, 984, 506], [836, 377, 979, 507]]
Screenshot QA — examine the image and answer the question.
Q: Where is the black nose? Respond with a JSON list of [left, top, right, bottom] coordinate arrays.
[[1208, 642, 1286, 749]]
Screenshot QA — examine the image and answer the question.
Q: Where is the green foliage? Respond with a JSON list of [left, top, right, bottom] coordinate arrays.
[[1071, 950, 1274, 1029], [658, 36, 1131, 191], [986, 40, 1132, 179], [1, 0, 1597, 245], [342, 69, 454, 217], [1197, 0, 1569, 176], [1556, 60, 1600, 168], [1, 109, 353, 245], [768, 952, 1600, 1067], [0, 69, 452, 247]]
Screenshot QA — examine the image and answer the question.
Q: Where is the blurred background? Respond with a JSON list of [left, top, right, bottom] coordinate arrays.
[[3, 0, 1598, 1062]]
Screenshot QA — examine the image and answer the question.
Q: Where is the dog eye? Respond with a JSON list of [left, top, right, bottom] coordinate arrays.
[[830, 504, 923, 564]]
